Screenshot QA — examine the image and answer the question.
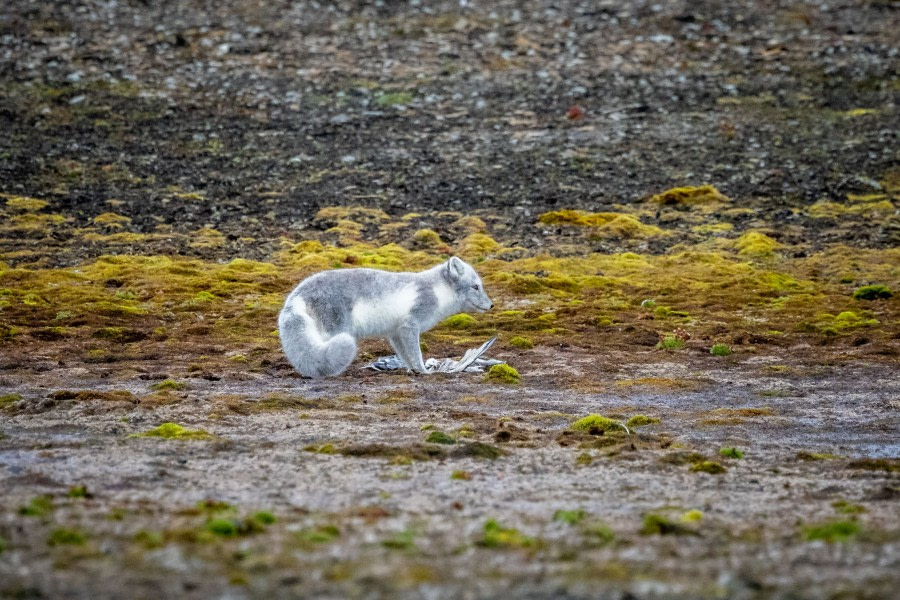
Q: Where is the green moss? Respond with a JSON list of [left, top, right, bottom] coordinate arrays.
[[375, 91, 414, 106], [133, 530, 165, 549], [304, 443, 335, 454], [509, 336, 534, 349], [453, 442, 505, 460], [680, 509, 703, 523], [150, 379, 187, 391], [18, 495, 54, 517], [576, 452, 593, 466], [719, 447, 744, 459], [299, 524, 341, 544], [553, 509, 586, 525], [803, 520, 860, 543], [478, 519, 534, 548], [483, 364, 520, 384], [381, 530, 416, 550], [797, 451, 842, 461], [442, 314, 477, 329], [625, 415, 660, 428], [131, 422, 212, 440], [656, 335, 684, 351], [48, 528, 86, 546], [852, 284, 892, 300], [710, 343, 732, 356], [425, 431, 457, 445], [0, 393, 22, 408], [92, 326, 146, 342], [412, 228, 443, 248], [194, 291, 216, 302], [690, 460, 727, 474], [640, 514, 695, 536], [68, 485, 91, 498], [734, 231, 781, 258], [571, 414, 629, 435], [206, 518, 239, 537], [451, 469, 471, 480], [583, 522, 615, 545], [649, 185, 728, 206], [832, 501, 866, 515]]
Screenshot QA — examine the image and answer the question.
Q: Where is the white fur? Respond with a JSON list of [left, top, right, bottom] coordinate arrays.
[[289, 297, 323, 344], [432, 282, 455, 313], [351, 283, 418, 337]]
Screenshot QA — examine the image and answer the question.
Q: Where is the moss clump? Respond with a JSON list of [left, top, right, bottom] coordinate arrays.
[[478, 519, 534, 548], [19, 495, 54, 517], [680, 510, 703, 523], [425, 431, 457, 445], [412, 228, 443, 248], [553, 509, 586, 525], [0, 393, 22, 408], [375, 91, 414, 106], [303, 443, 335, 454], [649, 185, 728, 206], [509, 336, 534, 349], [852, 284, 892, 300], [832, 501, 866, 515], [734, 231, 781, 258], [483, 364, 520, 384], [298, 524, 341, 544], [132, 422, 212, 440], [797, 451, 842, 461], [442, 314, 477, 329], [538, 209, 617, 227], [594, 214, 666, 240], [48, 528, 86, 546], [133, 530, 165, 549], [656, 335, 684, 351], [690, 460, 727, 474], [814, 311, 879, 335], [452, 442, 505, 460], [803, 520, 860, 543], [710, 343, 732, 356], [381, 530, 416, 550], [583, 522, 615, 545], [92, 212, 132, 229], [451, 470, 471, 480], [68, 485, 91, 498], [150, 379, 187, 391], [206, 518, 239, 537], [640, 514, 695, 536], [571, 414, 628, 435], [3, 194, 49, 212], [458, 233, 501, 257], [720, 447, 744, 459], [625, 415, 660, 428]]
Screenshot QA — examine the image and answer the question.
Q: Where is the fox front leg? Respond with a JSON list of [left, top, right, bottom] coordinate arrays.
[[389, 324, 429, 374]]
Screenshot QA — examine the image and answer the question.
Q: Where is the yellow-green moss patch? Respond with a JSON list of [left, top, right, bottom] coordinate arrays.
[[483, 363, 520, 384], [571, 414, 629, 434], [649, 185, 728, 206], [131, 422, 213, 440]]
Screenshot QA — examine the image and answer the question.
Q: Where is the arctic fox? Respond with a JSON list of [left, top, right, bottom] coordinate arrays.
[[278, 257, 493, 378]]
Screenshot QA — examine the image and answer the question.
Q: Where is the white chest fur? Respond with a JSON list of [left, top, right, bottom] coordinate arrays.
[[351, 283, 419, 337]]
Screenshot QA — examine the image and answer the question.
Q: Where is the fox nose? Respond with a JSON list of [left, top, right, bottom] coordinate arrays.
[[489, 302, 494, 309]]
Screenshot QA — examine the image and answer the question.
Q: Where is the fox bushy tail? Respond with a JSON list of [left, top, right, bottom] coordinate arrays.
[[278, 305, 356, 378]]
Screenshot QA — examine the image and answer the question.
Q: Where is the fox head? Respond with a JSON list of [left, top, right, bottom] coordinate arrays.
[[446, 257, 493, 312]]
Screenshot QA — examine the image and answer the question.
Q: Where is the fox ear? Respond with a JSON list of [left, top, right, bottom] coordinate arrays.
[[447, 256, 465, 281]]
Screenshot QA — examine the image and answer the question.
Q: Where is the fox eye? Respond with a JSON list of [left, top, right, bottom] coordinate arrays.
[[472, 284, 480, 291]]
